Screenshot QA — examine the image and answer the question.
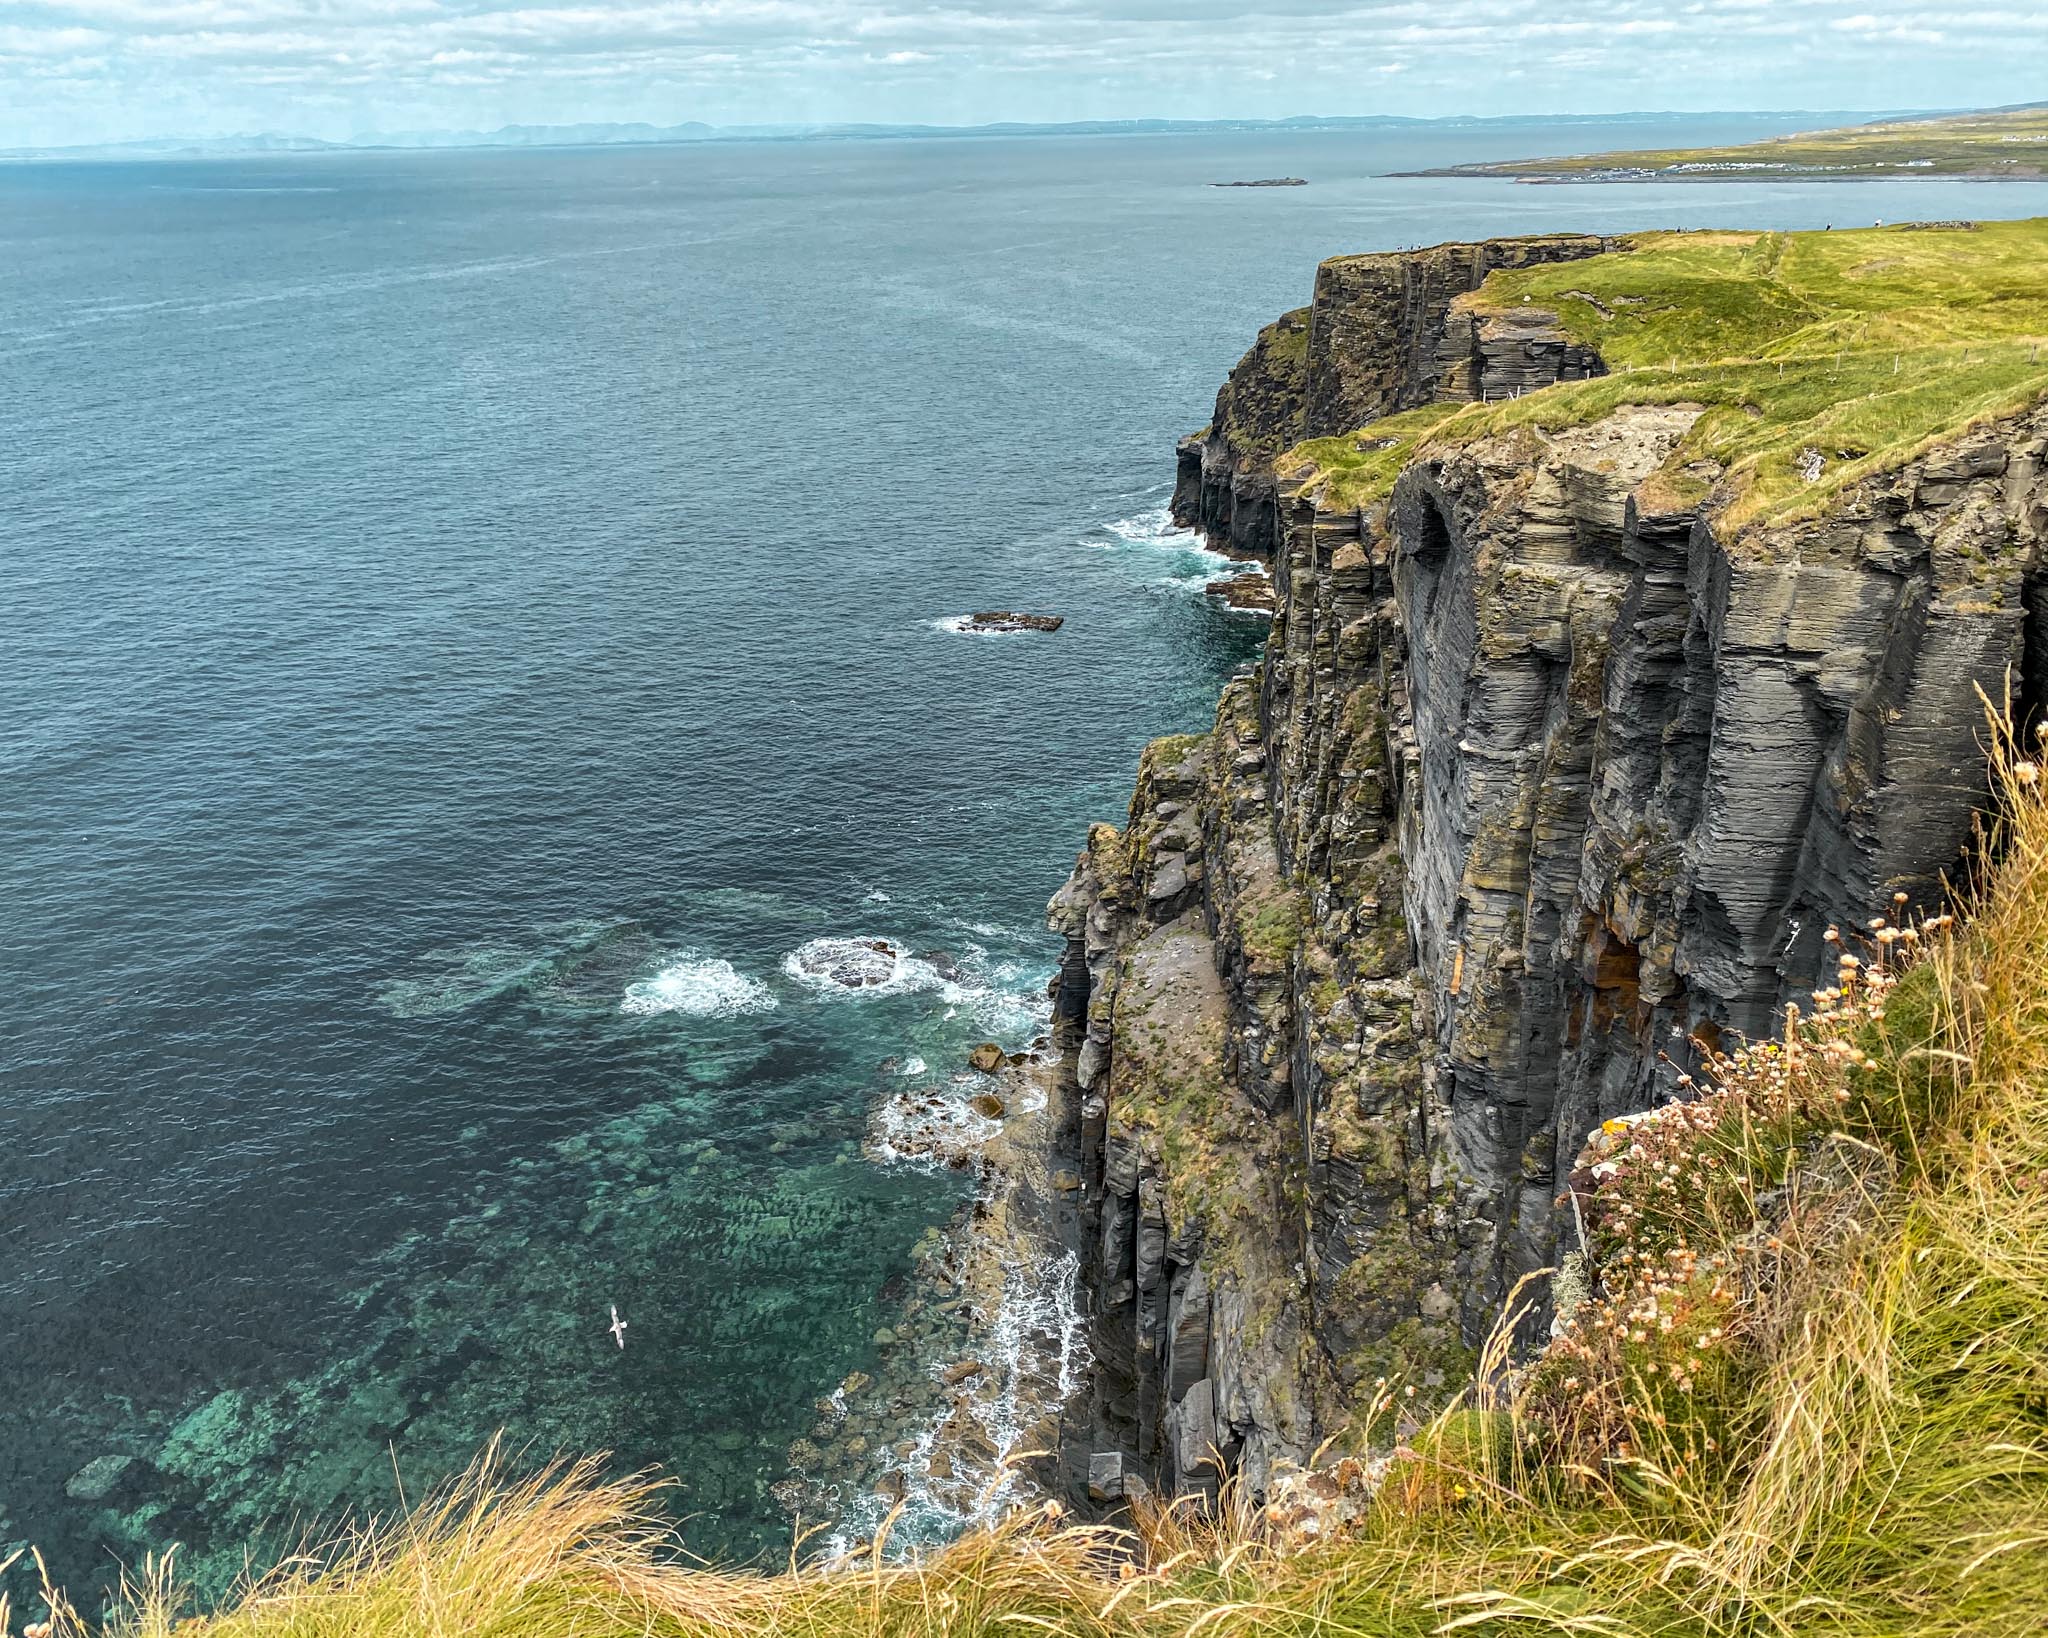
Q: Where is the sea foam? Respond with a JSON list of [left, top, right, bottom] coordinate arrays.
[[781, 935, 949, 998], [619, 953, 777, 1018], [1099, 502, 1260, 588]]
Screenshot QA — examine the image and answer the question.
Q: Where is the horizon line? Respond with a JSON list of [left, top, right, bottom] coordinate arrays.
[[1, 104, 1945, 163]]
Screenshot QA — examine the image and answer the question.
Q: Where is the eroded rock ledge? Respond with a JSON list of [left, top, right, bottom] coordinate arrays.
[[1050, 234, 2048, 1510]]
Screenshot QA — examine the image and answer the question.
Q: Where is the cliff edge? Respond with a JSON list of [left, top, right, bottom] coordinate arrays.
[[1051, 218, 2048, 1507]]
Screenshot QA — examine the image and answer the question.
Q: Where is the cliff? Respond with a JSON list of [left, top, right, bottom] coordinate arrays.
[[1170, 234, 1615, 558], [1052, 219, 2048, 1506]]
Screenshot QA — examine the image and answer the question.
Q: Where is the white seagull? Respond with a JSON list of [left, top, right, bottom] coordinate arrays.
[[608, 1304, 628, 1350]]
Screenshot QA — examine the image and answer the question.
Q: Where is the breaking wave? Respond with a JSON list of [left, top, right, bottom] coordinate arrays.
[[619, 953, 777, 1018], [781, 935, 950, 997], [1095, 503, 1260, 591], [864, 1084, 1002, 1169]]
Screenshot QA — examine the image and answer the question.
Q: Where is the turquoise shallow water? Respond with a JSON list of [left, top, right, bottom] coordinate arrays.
[[8, 126, 2048, 1607]]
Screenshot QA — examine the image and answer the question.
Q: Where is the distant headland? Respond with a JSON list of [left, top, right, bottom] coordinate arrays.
[[1407, 101, 2048, 181]]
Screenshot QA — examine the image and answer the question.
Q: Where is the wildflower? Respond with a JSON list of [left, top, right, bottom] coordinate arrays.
[[2016, 761, 2040, 785]]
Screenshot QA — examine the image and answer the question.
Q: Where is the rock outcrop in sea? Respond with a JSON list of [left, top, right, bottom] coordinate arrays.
[[1042, 231, 2048, 1508]]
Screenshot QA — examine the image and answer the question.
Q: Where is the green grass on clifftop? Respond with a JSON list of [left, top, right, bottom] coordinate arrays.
[[1291, 218, 2048, 533]]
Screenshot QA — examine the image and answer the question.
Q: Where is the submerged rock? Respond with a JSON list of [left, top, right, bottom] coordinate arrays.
[[64, 1453, 137, 1503], [789, 937, 900, 988]]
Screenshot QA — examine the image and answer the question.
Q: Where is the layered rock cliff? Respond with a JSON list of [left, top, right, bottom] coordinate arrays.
[[1050, 231, 2048, 1508], [1171, 235, 1615, 560]]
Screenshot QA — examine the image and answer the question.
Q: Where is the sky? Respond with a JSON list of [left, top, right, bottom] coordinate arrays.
[[0, 1, 2041, 150]]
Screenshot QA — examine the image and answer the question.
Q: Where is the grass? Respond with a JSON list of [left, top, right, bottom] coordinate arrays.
[[1283, 219, 2048, 533], [1279, 403, 1467, 514], [1427, 103, 2048, 181], [13, 710, 2046, 1636]]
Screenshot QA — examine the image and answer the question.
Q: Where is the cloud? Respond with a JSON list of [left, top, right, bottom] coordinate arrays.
[[0, 0, 2041, 147]]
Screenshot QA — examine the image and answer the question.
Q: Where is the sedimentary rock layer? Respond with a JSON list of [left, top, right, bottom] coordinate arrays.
[[1053, 235, 2048, 1508], [1171, 235, 1615, 559]]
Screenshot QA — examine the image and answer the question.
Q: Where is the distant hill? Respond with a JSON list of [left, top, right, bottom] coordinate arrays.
[[1409, 103, 2048, 181], [1, 109, 1889, 163]]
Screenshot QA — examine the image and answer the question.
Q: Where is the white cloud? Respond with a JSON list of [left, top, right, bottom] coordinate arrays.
[[0, 0, 2040, 147]]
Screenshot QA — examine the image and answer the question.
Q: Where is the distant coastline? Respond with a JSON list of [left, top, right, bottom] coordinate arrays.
[[1, 108, 1899, 164], [1405, 101, 2048, 182]]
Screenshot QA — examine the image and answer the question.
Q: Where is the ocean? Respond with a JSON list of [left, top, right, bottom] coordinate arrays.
[[8, 121, 2048, 1605]]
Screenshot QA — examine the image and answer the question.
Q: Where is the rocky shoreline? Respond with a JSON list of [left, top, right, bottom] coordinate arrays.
[[776, 1048, 1089, 1547]]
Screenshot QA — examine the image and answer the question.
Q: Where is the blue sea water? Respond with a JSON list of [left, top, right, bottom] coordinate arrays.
[[7, 123, 2048, 1606]]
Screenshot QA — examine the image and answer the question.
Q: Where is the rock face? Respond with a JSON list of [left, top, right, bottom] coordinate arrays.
[[1050, 236, 2048, 1509], [1172, 235, 1615, 559], [1205, 570, 1277, 613]]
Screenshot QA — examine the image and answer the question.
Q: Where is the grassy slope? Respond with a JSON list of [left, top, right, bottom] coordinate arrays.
[[1284, 218, 2048, 533], [1430, 104, 2048, 180]]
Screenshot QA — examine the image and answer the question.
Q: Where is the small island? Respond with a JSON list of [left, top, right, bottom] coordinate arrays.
[[960, 610, 1062, 633], [1209, 176, 1307, 188]]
